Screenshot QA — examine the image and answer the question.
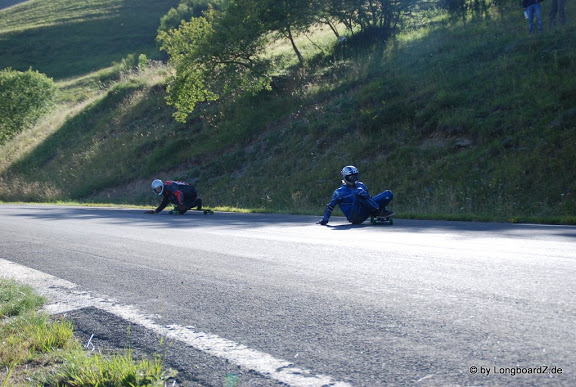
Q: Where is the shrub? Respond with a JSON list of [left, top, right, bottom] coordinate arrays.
[[0, 68, 56, 144]]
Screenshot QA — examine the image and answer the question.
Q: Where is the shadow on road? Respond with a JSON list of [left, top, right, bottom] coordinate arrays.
[[5, 204, 576, 240]]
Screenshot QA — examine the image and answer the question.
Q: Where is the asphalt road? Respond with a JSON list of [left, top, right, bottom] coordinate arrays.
[[1, 204, 575, 386]]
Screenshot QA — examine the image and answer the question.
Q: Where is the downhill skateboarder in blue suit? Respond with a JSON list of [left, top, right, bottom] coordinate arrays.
[[317, 166, 393, 225]]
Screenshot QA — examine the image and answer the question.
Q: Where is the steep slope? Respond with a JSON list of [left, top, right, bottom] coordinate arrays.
[[0, 0, 178, 79], [0, 2, 575, 223]]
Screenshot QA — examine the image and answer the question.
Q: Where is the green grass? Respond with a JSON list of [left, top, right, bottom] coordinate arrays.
[[0, 2, 575, 224], [0, 314, 75, 365], [44, 348, 169, 387], [0, 278, 175, 386], [0, 278, 45, 318], [0, 0, 179, 80]]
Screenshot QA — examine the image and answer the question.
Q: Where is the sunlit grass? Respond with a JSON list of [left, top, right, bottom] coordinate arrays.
[[44, 348, 171, 387], [0, 279, 45, 318], [0, 278, 175, 386], [0, 0, 179, 79]]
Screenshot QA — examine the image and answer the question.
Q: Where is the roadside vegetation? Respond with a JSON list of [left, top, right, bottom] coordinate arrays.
[[0, 68, 57, 145], [0, 278, 174, 386], [0, 0, 575, 224]]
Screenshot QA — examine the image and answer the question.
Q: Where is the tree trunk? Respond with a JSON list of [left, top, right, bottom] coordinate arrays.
[[286, 27, 304, 67]]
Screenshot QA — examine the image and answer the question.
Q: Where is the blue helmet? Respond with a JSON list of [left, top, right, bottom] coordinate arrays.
[[341, 165, 359, 186]]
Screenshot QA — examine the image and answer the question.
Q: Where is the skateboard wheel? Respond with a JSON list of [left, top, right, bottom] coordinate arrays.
[[370, 217, 393, 225]]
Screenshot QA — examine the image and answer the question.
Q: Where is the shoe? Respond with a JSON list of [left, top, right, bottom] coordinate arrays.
[[378, 209, 394, 217]]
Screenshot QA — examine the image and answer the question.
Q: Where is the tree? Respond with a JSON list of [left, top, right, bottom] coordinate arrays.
[[324, 0, 414, 40], [158, 3, 272, 122], [0, 68, 56, 144], [258, 0, 322, 67], [157, 0, 225, 34], [157, 0, 419, 121]]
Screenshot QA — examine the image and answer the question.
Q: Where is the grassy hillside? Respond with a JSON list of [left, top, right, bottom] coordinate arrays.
[[0, 1, 575, 224], [0, 0, 28, 10], [0, 0, 178, 79]]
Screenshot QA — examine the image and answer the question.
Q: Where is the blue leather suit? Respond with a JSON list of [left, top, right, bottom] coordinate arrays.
[[322, 182, 393, 224]]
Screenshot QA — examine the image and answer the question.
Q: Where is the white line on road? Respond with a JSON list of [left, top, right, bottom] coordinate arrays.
[[0, 258, 352, 387]]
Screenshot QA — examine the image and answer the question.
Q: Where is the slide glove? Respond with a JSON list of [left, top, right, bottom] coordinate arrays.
[[357, 188, 370, 199], [317, 218, 328, 225], [144, 210, 156, 214]]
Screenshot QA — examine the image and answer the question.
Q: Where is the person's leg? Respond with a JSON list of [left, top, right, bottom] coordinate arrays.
[[535, 3, 543, 32], [349, 190, 394, 223], [558, 0, 566, 25], [549, 0, 558, 28], [372, 190, 394, 211], [527, 5, 535, 34], [348, 194, 366, 224], [181, 189, 198, 212], [347, 192, 377, 224]]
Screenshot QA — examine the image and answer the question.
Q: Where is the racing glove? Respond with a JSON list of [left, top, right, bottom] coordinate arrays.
[[357, 187, 371, 199]]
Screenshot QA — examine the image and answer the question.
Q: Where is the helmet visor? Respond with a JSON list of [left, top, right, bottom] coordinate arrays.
[[345, 173, 358, 184], [153, 186, 163, 195]]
